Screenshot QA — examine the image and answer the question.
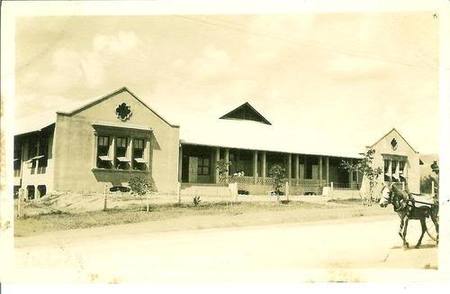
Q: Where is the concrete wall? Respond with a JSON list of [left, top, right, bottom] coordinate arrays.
[[53, 90, 180, 194], [370, 129, 420, 193]]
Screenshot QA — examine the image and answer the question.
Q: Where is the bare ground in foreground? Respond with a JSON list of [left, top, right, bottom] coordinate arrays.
[[9, 214, 439, 283]]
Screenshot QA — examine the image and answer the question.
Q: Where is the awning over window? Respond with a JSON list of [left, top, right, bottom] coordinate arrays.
[[117, 157, 131, 162], [134, 158, 146, 163], [25, 155, 45, 163], [99, 155, 113, 161]]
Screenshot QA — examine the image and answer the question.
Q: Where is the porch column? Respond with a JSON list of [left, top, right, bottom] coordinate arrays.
[[35, 136, 41, 174], [326, 156, 330, 185], [356, 168, 360, 188], [253, 150, 258, 184], [225, 148, 230, 180], [178, 145, 183, 182], [294, 154, 299, 185], [215, 147, 220, 183], [92, 132, 98, 168], [348, 159, 353, 188], [261, 151, 267, 182], [128, 137, 133, 170], [319, 156, 323, 186], [111, 137, 116, 169], [287, 154, 292, 185]]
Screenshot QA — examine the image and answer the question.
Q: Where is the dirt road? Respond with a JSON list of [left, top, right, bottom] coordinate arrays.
[[6, 215, 440, 283]]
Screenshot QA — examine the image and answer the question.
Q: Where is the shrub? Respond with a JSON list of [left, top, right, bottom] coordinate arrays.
[[269, 164, 286, 197], [340, 148, 382, 205], [216, 159, 231, 184], [193, 196, 201, 207], [129, 176, 154, 197]]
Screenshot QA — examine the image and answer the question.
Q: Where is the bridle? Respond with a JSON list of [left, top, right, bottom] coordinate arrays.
[[380, 185, 391, 203]]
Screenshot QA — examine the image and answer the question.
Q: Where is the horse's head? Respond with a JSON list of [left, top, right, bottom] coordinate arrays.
[[379, 183, 392, 208]]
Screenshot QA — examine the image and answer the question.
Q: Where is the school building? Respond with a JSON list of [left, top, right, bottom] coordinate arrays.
[[13, 87, 422, 199]]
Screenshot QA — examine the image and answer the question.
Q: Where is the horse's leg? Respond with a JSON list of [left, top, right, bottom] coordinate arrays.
[[398, 217, 404, 242], [402, 218, 409, 248], [431, 214, 439, 245], [416, 218, 426, 248]]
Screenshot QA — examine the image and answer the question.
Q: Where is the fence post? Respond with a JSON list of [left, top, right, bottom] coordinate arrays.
[[285, 181, 289, 201], [402, 181, 405, 191], [177, 182, 181, 204], [331, 182, 334, 191], [431, 181, 435, 196], [103, 184, 109, 211], [17, 188, 25, 218]]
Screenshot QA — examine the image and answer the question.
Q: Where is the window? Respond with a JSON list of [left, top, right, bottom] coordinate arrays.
[[14, 144, 21, 177], [399, 161, 406, 182], [384, 159, 390, 181], [97, 136, 112, 168], [116, 137, 129, 169], [391, 160, 399, 182], [28, 139, 38, 159], [37, 136, 48, 174], [37, 185, 47, 197], [305, 157, 318, 179], [133, 139, 146, 170], [198, 157, 210, 176], [95, 134, 149, 171], [27, 185, 35, 200]]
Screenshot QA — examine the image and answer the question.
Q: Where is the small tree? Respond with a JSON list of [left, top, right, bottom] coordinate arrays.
[[269, 164, 286, 202], [340, 149, 382, 205], [216, 159, 231, 184], [129, 176, 155, 212], [421, 175, 437, 194]]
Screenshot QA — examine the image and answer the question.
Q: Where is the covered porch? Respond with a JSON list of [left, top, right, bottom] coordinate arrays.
[[179, 144, 361, 194]]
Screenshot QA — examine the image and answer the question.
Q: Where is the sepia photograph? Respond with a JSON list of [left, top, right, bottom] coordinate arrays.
[[0, 0, 449, 287]]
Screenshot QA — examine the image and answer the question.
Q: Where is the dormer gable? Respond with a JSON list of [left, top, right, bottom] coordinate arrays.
[[219, 102, 271, 125]]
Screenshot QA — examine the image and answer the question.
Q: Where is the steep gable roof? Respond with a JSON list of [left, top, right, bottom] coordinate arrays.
[[369, 128, 419, 154], [219, 102, 271, 125], [15, 87, 178, 135], [57, 87, 178, 128]]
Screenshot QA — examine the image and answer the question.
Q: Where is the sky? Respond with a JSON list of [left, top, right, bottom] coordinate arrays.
[[15, 13, 439, 154]]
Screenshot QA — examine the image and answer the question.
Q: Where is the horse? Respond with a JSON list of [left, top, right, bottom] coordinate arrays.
[[379, 183, 439, 249]]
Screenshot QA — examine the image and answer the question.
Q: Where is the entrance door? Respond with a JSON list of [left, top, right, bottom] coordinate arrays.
[[188, 157, 198, 183]]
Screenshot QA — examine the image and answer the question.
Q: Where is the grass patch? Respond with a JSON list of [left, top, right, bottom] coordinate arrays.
[[327, 198, 363, 205], [15, 200, 390, 237]]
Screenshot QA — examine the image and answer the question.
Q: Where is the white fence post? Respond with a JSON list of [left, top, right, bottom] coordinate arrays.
[[177, 182, 181, 204], [331, 182, 334, 191], [17, 188, 25, 218], [431, 180, 435, 196]]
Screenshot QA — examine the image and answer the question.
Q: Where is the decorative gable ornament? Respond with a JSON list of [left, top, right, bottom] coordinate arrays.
[[391, 138, 398, 151], [116, 103, 132, 121]]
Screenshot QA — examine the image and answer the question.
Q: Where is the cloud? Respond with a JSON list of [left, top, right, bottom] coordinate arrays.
[[40, 31, 142, 90], [326, 55, 389, 81], [190, 45, 233, 80], [93, 31, 140, 54]]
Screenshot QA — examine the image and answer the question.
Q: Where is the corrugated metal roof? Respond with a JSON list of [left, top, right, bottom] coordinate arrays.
[[15, 110, 57, 136], [14, 88, 383, 158], [179, 118, 363, 158]]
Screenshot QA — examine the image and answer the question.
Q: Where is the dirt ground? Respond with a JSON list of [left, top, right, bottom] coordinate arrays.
[[15, 197, 390, 237], [6, 214, 440, 283]]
